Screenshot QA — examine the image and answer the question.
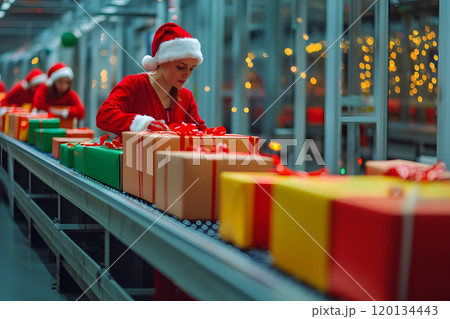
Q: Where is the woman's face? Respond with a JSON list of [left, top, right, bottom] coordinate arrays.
[[160, 58, 198, 89], [54, 77, 71, 94]]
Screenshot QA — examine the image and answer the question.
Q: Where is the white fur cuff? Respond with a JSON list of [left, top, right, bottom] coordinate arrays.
[[130, 115, 155, 131]]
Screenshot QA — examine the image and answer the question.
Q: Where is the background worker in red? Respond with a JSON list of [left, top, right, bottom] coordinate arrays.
[[1, 68, 46, 107], [33, 62, 85, 122], [0, 74, 6, 94], [0, 74, 6, 105], [96, 22, 206, 136]]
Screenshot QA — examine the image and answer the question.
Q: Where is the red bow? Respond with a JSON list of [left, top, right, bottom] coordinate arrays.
[[79, 134, 122, 149], [168, 122, 204, 136], [104, 136, 123, 149], [271, 155, 329, 177], [204, 126, 227, 136], [385, 161, 447, 181]]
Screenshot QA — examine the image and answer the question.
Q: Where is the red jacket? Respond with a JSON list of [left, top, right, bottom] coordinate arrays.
[[96, 73, 206, 136], [0, 81, 6, 93], [33, 84, 85, 119], [1, 82, 33, 107]]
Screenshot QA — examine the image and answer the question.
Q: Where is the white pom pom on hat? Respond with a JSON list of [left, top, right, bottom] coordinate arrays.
[[142, 55, 158, 71], [142, 23, 203, 71]]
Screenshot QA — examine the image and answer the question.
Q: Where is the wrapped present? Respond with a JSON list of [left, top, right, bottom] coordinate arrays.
[[270, 175, 409, 293], [66, 128, 95, 139], [1, 107, 26, 133], [49, 106, 77, 129], [331, 184, 450, 301], [366, 159, 450, 180], [34, 128, 66, 153], [219, 172, 295, 249], [74, 144, 86, 174], [7, 113, 51, 141], [52, 137, 93, 159], [154, 150, 273, 220], [82, 146, 123, 189], [28, 118, 60, 145], [60, 143, 77, 168], [122, 131, 260, 203]]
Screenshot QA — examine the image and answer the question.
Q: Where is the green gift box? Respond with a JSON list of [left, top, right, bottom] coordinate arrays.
[[28, 118, 60, 145], [34, 128, 66, 153], [84, 146, 122, 189], [74, 144, 86, 174], [60, 143, 76, 168]]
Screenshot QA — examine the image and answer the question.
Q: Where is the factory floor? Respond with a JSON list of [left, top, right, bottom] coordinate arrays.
[[0, 198, 70, 301]]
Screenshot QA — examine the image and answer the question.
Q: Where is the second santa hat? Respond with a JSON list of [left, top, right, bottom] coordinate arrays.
[[22, 68, 47, 89], [142, 23, 203, 71], [46, 62, 74, 86]]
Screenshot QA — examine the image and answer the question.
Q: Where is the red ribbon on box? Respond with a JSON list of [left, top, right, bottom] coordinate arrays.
[[271, 155, 329, 177], [385, 161, 447, 181], [79, 134, 122, 149]]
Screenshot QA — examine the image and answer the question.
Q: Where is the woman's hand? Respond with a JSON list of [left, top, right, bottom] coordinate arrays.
[[148, 119, 170, 131], [49, 106, 70, 118]]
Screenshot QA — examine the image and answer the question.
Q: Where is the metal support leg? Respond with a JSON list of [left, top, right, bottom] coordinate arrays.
[[7, 151, 14, 219]]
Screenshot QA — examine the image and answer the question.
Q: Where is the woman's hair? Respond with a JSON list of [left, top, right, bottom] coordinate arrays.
[[154, 66, 181, 103], [47, 79, 72, 99]]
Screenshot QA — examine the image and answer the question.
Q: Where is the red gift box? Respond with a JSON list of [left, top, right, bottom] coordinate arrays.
[[66, 128, 95, 139], [330, 195, 450, 301]]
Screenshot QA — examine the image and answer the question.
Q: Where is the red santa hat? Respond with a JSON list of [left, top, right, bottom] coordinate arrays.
[[141, 23, 203, 71], [21, 68, 47, 89], [45, 62, 74, 86]]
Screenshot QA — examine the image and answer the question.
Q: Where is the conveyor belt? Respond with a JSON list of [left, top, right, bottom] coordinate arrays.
[[0, 132, 328, 301]]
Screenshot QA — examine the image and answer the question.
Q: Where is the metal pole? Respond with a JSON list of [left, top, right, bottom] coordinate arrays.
[[77, 34, 88, 128], [157, 0, 169, 25], [261, 0, 281, 137], [231, 0, 249, 135], [346, 0, 362, 174], [293, 0, 308, 170], [324, 0, 343, 174], [437, 0, 450, 166], [373, 0, 389, 160], [212, 0, 225, 127]]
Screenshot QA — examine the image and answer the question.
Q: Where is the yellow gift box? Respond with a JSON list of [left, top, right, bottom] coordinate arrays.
[[219, 172, 295, 249], [270, 175, 409, 293]]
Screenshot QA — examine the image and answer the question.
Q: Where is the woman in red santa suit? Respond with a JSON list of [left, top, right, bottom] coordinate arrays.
[[1, 68, 47, 107], [96, 22, 207, 136], [33, 62, 85, 121]]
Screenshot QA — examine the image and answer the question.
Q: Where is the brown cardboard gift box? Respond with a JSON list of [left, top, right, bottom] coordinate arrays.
[[122, 131, 261, 203], [154, 150, 273, 220]]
